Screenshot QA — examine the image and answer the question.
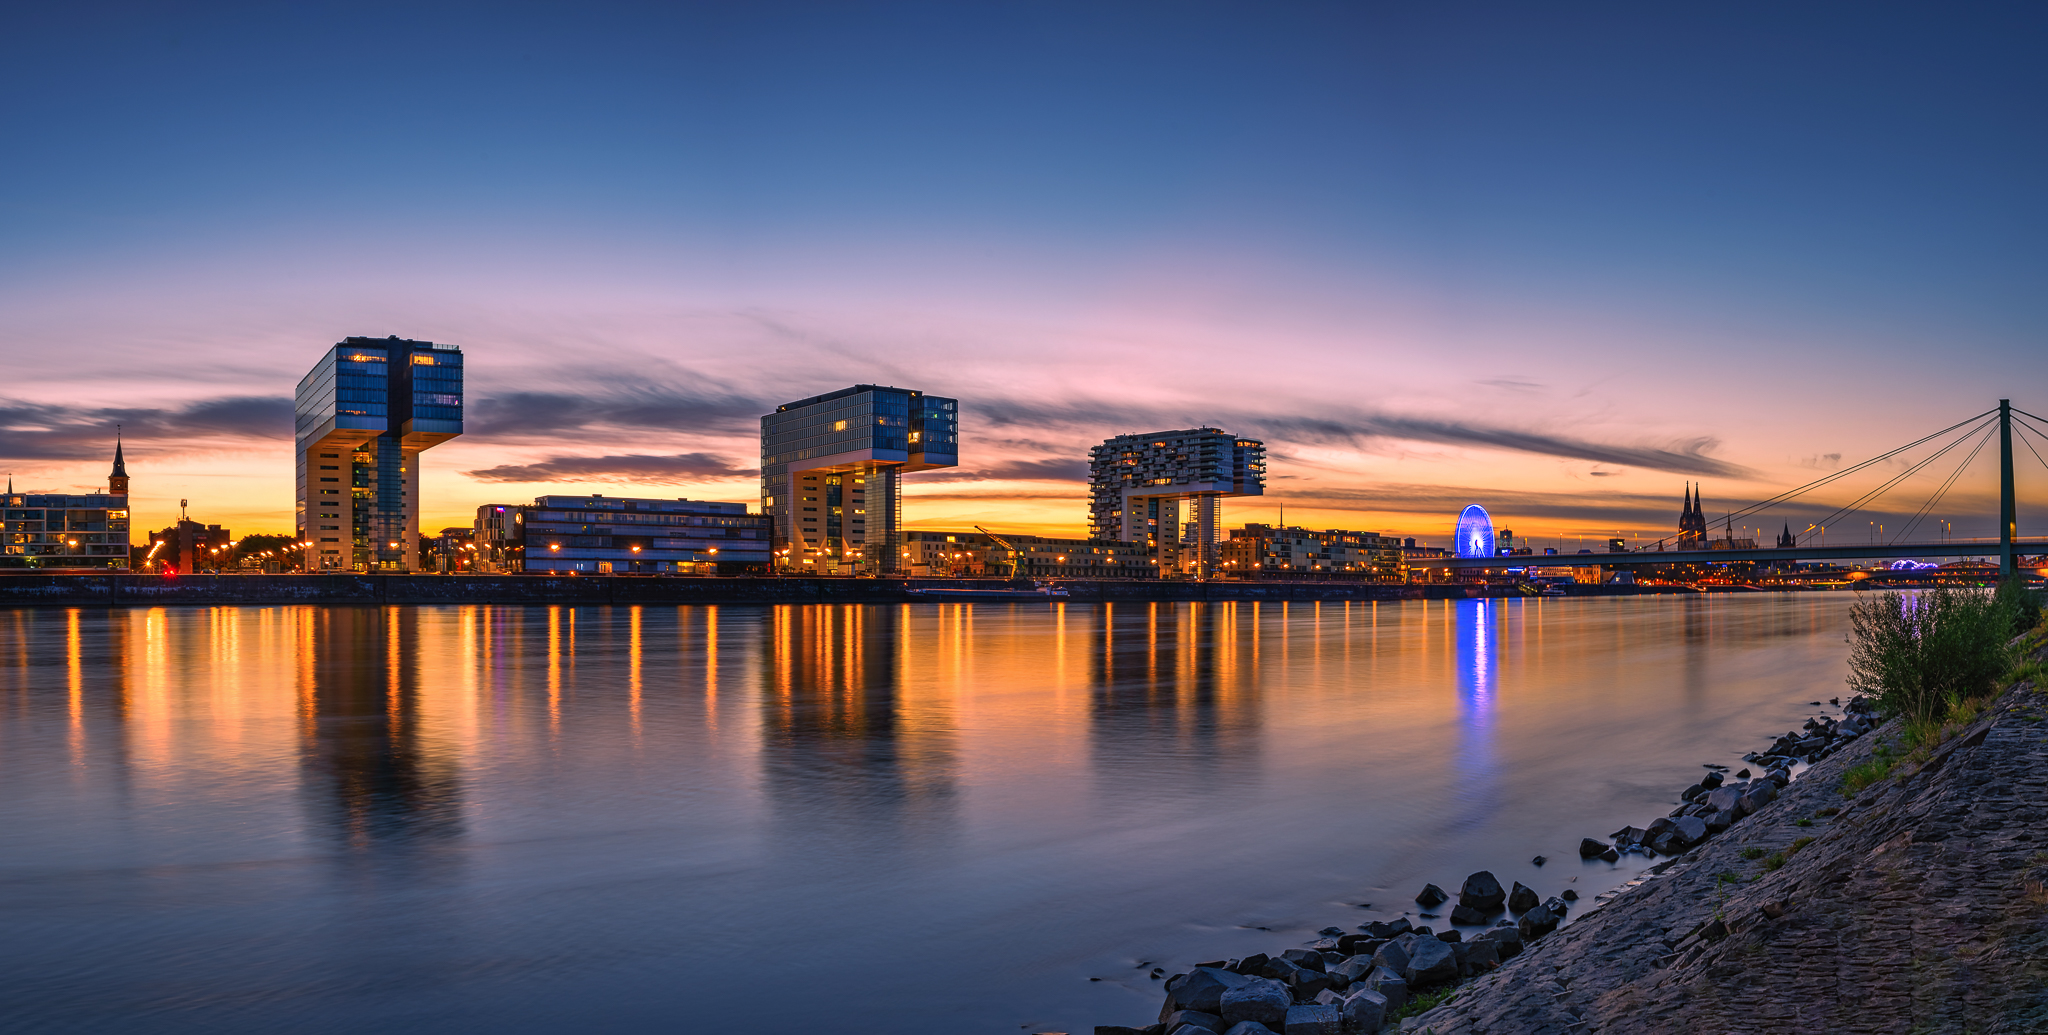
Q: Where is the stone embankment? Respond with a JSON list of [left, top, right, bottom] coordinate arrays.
[[1103, 664, 2048, 1035]]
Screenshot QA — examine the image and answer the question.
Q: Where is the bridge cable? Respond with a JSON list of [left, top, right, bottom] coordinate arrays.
[[1795, 415, 1997, 547], [1890, 418, 1997, 546], [1636, 408, 1996, 550]]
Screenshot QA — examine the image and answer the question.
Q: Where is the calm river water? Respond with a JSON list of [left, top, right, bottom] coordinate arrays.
[[0, 595, 1854, 1034]]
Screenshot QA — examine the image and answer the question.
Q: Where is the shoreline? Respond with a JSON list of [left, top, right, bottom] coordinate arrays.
[[0, 573, 1756, 609], [1108, 646, 2048, 1035], [1099, 693, 1878, 1035]]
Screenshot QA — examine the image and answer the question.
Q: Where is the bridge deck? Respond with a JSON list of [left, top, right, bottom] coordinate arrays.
[[1412, 539, 2048, 569]]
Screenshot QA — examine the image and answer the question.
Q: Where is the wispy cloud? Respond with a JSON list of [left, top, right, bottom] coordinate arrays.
[[973, 397, 1750, 479], [917, 458, 1090, 483], [463, 452, 756, 484], [0, 395, 290, 461]]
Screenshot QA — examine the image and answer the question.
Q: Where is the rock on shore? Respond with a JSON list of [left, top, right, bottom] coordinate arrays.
[[1399, 677, 2048, 1034]]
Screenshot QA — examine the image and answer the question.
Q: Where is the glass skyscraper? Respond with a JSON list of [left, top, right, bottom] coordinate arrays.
[[294, 336, 463, 571], [759, 385, 957, 574]]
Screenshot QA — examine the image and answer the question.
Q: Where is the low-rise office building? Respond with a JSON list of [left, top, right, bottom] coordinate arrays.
[[476, 494, 771, 574], [903, 530, 1157, 578], [1220, 523, 1406, 580], [0, 446, 132, 571]]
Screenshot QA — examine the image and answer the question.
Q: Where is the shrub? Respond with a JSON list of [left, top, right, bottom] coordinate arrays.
[[1847, 586, 2014, 721], [1992, 576, 2043, 640]]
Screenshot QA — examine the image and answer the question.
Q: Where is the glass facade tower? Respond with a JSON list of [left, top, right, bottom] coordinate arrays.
[[295, 336, 463, 571], [759, 385, 957, 574]]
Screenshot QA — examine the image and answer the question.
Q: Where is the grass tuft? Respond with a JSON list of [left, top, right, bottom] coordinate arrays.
[[1763, 852, 1788, 871], [1741, 847, 1766, 861]]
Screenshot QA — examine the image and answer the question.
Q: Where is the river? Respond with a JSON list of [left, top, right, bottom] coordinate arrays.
[[0, 595, 1854, 1034]]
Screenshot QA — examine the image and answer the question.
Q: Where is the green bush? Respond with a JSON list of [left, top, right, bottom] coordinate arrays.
[[1847, 586, 2015, 722], [1992, 576, 2043, 640]]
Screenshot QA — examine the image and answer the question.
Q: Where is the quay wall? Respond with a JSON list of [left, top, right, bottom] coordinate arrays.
[[0, 574, 1695, 609]]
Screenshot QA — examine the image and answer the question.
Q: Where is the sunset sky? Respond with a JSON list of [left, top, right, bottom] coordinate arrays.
[[4, 4, 2046, 548]]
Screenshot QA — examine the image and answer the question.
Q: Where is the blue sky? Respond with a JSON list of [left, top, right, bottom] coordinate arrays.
[[4, 2, 2045, 543]]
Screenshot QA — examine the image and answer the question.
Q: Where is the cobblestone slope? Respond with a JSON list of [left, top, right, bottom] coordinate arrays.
[[1406, 678, 2048, 1035]]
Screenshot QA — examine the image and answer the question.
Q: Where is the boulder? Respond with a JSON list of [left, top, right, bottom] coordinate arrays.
[[1561, 889, 1578, 901], [1612, 825, 1649, 846], [1096, 1027, 1148, 1035], [1279, 949, 1325, 973], [1462, 936, 1500, 972], [1403, 936, 1460, 987], [1365, 966, 1408, 1011], [1517, 904, 1559, 939], [1681, 783, 1706, 802], [1414, 883, 1448, 907], [1221, 1024, 1276, 1035], [1369, 939, 1409, 976], [1340, 988, 1388, 1032], [1531, 855, 1546, 867], [1458, 871, 1507, 911], [1599, 845, 1620, 862], [1471, 924, 1524, 959], [1232, 953, 1270, 976], [1256, 958, 1305, 983], [1699, 770, 1724, 789], [1508, 882, 1539, 912], [1704, 808, 1737, 834], [1435, 929, 1461, 943], [1328, 955, 1375, 983], [1671, 815, 1708, 847], [1542, 896, 1570, 915], [1172, 968, 1252, 1013], [1160, 1010, 1225, 1033], [1411, 926, 1432, 938], [1218, 978, 1291, 1031], [1704, 785, 1745, 813], [1281, 1004, 1342, 1035], [1449, 903, 1488, 926], [1742, 781, 1778, 814], [1767, 768, 1791, 787], [1578, 837, 1611, 858]]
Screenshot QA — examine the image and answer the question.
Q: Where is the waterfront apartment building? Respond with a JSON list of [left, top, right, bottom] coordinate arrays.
[[1088, 429, 1265, 576], [475, 495, 771, 574], [760, 385, 958, 574], [294, 336, 464, 571], [0, 446, 132, 570], [902, 530, 1157, 578], [1220, 523, 1406, 580]]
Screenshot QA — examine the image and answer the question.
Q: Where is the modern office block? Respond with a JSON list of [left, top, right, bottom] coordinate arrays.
[[0, 444, 132, 570], [294, 336, 463, 571], [759, 385, 957, 574], [475, 495, 771, 574], [1087, 428, 1264, 576]]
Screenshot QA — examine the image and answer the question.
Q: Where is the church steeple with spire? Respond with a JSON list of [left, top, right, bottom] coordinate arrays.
[[109, 428, 129, 497], [1678, 482, 1707, 546]]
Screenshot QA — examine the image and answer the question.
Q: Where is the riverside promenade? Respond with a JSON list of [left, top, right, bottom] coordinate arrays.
[[0, 574, 1694, 609]]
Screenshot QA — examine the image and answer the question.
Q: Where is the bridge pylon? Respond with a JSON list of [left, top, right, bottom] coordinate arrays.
[[2001, 399, 2017, 579]]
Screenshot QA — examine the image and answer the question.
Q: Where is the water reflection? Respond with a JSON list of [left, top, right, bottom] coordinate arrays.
[[1447, 600, 1501, 832], [296, 608, 463, 849], [762, 604, 956, 843], [0, 596, 1864, 1035], [1088, 602, 1259, 790]]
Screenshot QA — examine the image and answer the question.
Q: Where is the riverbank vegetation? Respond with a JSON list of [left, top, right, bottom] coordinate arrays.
[[1846, 579, 2042, 722], [1839, 578, 2045, 796]]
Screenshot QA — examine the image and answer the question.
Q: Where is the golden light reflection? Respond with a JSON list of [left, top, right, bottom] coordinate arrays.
[[547, 606, 562, 732], [66, 609, 82, 764], [629, 605, 643, 736]]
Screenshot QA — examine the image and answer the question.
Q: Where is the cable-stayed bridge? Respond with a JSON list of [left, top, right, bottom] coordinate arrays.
[[1414, 400, 2048, 577]]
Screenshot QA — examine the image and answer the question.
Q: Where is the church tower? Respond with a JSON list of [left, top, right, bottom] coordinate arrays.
[[109, 432, 129, 497], [1678, 483, 1706, 546], [1778, 523, 1797, 548]]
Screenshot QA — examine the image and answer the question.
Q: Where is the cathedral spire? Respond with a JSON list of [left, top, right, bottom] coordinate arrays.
[[108, 426, 130, 497]]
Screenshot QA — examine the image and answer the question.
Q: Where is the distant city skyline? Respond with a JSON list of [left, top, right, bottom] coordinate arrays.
[[3, 5, 2044, 543]]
